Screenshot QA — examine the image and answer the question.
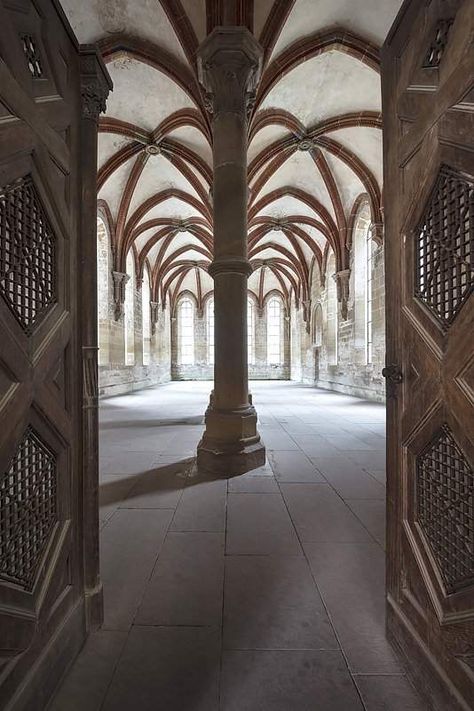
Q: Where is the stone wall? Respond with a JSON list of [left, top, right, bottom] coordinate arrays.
[[292, 238, 386, 403], [98, 240, 172, 397], [97, 218, 384, 400]]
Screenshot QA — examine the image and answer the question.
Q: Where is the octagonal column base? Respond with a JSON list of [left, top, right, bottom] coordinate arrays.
[[197, 398, 266, 477]]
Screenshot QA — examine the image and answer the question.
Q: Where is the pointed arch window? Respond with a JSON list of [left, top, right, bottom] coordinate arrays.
[[97, 216, 109, 365], [353, 203, 372, 364], [267, 297, 282, 365], [366, 229, 374, 364], [327, 253, 338, 365], [124, 251, 135, 366], [207, 297, 214, 365], [178, 298, 194, 365], [247, 298, 255, 365], [142, 268, 151, 365]]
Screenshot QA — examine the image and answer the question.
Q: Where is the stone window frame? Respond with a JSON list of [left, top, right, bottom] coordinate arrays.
[[177, 297, 195, 366], [124, 251, 135, 366], [206, 296, 214, 365], [266, 295, 283, 366], [142, 266, 151, 366]]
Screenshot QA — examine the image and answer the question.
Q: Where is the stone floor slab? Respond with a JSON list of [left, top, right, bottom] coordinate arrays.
[[226, 492, 301, 555], [269, 450, 326, 483], [100, 508, 173, 630], [303, 541, 403, 673], [220, 650, 364, 711], [223, 555, 337, 651], [101, 626, 220, 711], [280, 483, 374, 543], [135, 531, 224, 627], [48, 631, 127, 711], [170, 476, 226, 532], [355, 674, 428, 710]]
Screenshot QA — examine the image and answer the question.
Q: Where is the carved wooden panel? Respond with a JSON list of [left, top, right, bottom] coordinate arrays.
[[417, 425, 474, 593], [0, 426, 57, 590], [414, 165, 473, 327], [0, 175, 56, 334], [383, 1, 474, 708]]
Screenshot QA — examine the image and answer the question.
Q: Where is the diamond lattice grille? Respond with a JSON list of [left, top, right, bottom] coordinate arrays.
[[416, 425, 474, 593], [0, 427, 57, 590], [414, 166, 473, 326], [0, 176, 56, 334]]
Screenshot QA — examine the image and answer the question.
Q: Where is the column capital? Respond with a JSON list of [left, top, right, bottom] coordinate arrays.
[[197, 27, 263, 119], [79, 45, 113, 122]]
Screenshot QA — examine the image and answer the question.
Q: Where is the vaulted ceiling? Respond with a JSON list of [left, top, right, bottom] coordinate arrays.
[[61, 0, 402, 314]]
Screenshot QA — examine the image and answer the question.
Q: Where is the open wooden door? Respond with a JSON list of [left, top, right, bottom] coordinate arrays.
[[382, 1, 473, 709], [0, 2, 110, 709]]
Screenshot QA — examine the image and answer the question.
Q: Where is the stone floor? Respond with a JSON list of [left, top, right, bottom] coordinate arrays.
[[49, 381, 428, 711]]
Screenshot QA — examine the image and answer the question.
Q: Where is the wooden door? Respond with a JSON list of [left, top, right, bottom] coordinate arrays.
[[382, 1, 474, 709], [0, 3, 109, 709]]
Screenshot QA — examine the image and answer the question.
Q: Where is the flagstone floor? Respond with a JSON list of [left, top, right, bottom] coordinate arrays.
[[49, 380, 427, 711]]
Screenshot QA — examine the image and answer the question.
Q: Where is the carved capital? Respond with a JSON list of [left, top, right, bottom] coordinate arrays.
[[112, 271, 130, 320], [333, 269, 351, 320], [197, 27, 263, 120], [79, 45, 113, 122], [369, 221, 384, 244]]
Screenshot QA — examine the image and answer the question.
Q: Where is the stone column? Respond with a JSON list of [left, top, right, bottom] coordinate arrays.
[[79, 45, 112, 629], [196, 28, 265, 475]]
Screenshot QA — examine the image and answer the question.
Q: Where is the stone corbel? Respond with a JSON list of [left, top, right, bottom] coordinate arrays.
[[112, 271, 130, 321], [150, 301, 160, 335], [80, 45, 113, 123], [334, 269, 351, 320], [302, 300, 311, 333], [369, 222, 384, 245]]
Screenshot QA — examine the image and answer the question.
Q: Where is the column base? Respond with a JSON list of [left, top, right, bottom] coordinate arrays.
[[197, 399, 266, 477]]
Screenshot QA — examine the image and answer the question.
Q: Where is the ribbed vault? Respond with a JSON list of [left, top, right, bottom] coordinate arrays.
[[62, 0, 402, 319]]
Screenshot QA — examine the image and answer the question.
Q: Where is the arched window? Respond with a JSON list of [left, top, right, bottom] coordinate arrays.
[[142, 267, 151, 365], [353, 202, 371, 364], [366, 228, 374, 364], [97, 216, 109, 365], [124, 251, 135, 366], [207, 297, 214, 365], [178, 298, 194, 365], [267, 296, 282, 365], [326, 253, 338, 365], [247, 298, 255, 364]]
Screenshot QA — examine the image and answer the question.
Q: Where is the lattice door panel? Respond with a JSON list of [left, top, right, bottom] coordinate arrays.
[[416, 425, 474, 593], [414, 165, 473, 328], [0, 426, 57, 590], [0, 175, 57, 334]]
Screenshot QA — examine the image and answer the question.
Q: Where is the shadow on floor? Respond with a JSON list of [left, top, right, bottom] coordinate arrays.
[[99, 416, 205, 429]]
